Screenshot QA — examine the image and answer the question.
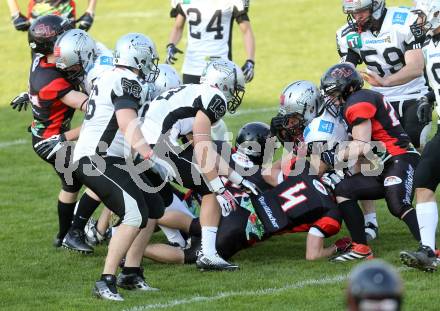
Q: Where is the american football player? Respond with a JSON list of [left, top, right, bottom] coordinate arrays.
[[336, 0, 430, 150], [140, 59, 260, 271], [400, 0, 440, 272], [73, 33, 163, 301], [166, 0, 255, 84], [320, 63, 421, 262]]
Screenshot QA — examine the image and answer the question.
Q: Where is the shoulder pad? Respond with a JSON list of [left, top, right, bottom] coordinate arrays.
[[387, 6, 414, 27]]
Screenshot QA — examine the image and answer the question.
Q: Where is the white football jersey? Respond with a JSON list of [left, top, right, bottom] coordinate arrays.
[[73, 68, 148, 162], [422, 35, 440, 120], [303, 110, 349, 146], [141, 83, 227, 146], [171, 0, 248, 76], [83, 42, 114, 94], [336, 7, 427, 101]]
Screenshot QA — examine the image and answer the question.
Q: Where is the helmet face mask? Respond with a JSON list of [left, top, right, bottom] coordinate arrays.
[[411, 0, 440, 37], [113, 33, 160, 82], [200, 59, 246, 113], [342, 0, 386, 31]]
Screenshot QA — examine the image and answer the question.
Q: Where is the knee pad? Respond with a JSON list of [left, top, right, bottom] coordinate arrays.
[[122, 198, 147, 228]]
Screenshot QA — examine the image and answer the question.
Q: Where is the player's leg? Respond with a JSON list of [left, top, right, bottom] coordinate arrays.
[[63, 188, 101, 253], [144, 243, 185, 264], [382, 154, 421, 243], [400, 134, 440, 271], [332, 174, 384, 261], [401, 98, 432, 150], [361, 200, 379, 241]]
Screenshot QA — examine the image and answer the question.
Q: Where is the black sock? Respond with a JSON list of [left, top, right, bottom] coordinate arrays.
[[401, 208, 421, 242], [57, 201, 76, 238], [71, 193, 101, 231], [189, 218, 201, 237], [339, 200, 367, 245], [122, 266, 141, 275]]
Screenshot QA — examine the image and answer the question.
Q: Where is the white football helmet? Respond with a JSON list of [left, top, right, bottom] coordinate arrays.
[[271, 80, 323, 143], [54, 29, 97, 83], [342, 0, 386, 30], [150, 64, 182, 99], [113, 33, 159, 82], [200, 59, 245, 113], [412, 0, 440, 37]]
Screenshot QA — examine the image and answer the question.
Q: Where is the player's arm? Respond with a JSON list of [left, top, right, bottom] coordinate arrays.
[[7, 0, 30, 31], [86, 0, 98, 15], [60, 90, 89, 112], [338, 120, 372, 161], [7, 0, 20, 15], [168, 13, 185, 46], [116, 108, 153, 159], [76, 0, 97, 31], [63, 126, 82, 141], [262, 159, 283, 187], [238, 21, 255, 63]]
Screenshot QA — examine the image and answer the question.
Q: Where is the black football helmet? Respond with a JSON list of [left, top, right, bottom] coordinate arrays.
[[320, 63, 363, 117], [347, 260, 403, 311], [28, 15, 73, 55], [235, 122, 271, 165]]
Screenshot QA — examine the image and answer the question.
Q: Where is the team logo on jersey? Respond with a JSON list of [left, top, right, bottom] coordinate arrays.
[[100, 56, 113, 66], [121, 78, 142, 99], [392, 12, 408, 25], [346, 33, 362, 49], [313, 179, 328, 196], [318, 120, 334, 134], [384, 176, 402, 186]]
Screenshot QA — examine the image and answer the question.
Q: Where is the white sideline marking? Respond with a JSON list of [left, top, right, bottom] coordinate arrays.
[[124, 274, 346, 311], [124, 267, 410, 311], [0, 139, 27, 148]]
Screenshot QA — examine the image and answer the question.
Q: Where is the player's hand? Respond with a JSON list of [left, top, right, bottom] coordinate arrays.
[[321, 170, 344, 190], [360, 69, 386, 87], [11, 12, 30, 31], [416, 96, 433, 124], [148, 154, 176, 182], [241, 59, 255, 83], [215, 188, 238, 217], [10, 92, 30, 112], [165, 43, 183, 65], [34, 134, 66, 160], [270, 114, 284, 135], [334, 236, 352, 253], [76, 12, 94, 31], [239, 178, 261, 195]]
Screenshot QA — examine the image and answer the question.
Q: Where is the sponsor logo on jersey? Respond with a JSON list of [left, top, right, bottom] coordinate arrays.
[[100, 56, 113, 66], [364, 36, 391, 45], [392, 12, 408, 25], [303, 125, 310, 138], [428, 52, 440, 59], [257, 196, 280, 229], [183, 0, 191, 3], [346, 33, 362, 49], [313, 179, 328, 196], [318, 120, 334, 134], [383, 176, 402, 186]]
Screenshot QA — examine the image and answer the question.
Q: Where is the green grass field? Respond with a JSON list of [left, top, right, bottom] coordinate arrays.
[[1, 0, 439, 310]]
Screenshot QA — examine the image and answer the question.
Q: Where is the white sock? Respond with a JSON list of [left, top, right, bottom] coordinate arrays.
[[416, 201, 438, 251], [201, 226, 218, 256], [364, 213, 378, 227]]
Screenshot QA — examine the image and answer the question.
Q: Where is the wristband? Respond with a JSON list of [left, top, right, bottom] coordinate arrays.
[[209, 176, 224, 193], [228, 170, 244, 185], [80, 99, 88, 111]]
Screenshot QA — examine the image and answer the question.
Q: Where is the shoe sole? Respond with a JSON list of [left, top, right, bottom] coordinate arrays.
[[197, 265, 240, 272], [62, 244, 93, 254], [399, 252, 437, 272]]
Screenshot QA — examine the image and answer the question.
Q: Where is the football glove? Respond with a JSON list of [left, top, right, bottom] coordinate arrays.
[[10, 92, 30, 112], [76, 12, 94, 31], [11, 12, 30, 31], [228, 171, 261, 195], [165, 43, 183, 65], [216, 188, 238, 217], [270, 114, 284, 136], [334, 236, 352, 253], [321, 170, 344, 190], [416, 96, 433, 125], [241, 59, 255, 83], [34, 133, 66, 160]]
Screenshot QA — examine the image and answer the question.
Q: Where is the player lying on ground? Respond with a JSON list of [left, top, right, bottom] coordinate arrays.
[[141, 122, 352, 264]]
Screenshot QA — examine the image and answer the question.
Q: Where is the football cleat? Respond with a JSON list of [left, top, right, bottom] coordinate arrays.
[[93, 275, 124, 301], [330, 243, 373, 262], [334, 236, 352, 253], [53, 234, 64, 248], [365, 222, 379, 241], [196, 252, 239, 271], [62, 229, 94, 254], [116, 271, 159, 291], [85, 218, 111, 246], [400, 245, 438, 272]]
